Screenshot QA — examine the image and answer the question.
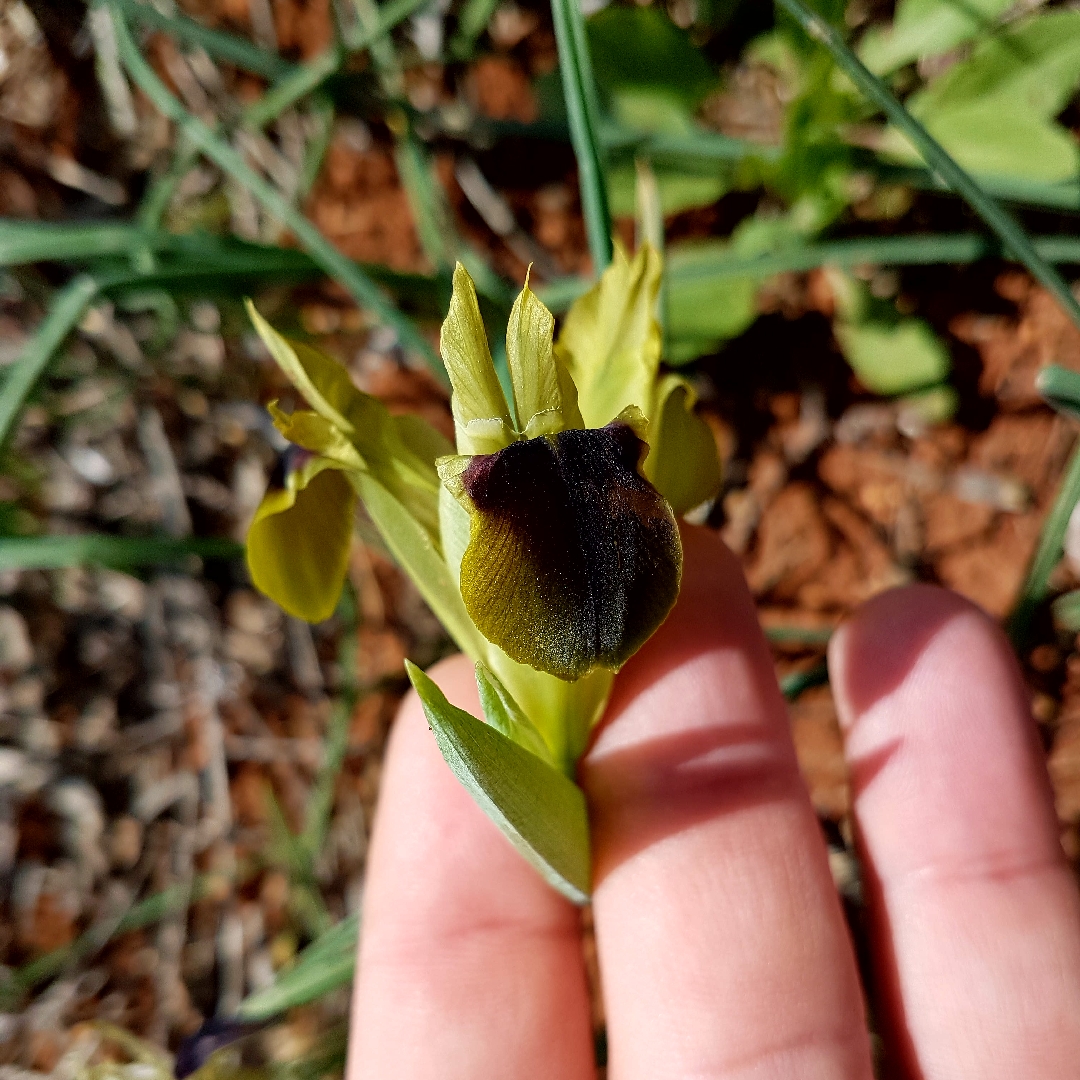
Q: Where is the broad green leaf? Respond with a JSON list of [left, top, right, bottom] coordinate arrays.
[[406, 660, 592, 903], [474, 662, 554, 764], [858, 0, 1014, 75], [882, 11, 1080, 183], [247, 465, 356, 623], [441, 263, 516, 454], [665, 213, 806, 363], [880, 104, 1080, 184], [835, 318, 950, 396], [645, 374, 722, 516], [506, 280, 566, 439], [357, 471, 489, 661], [587, 5, 715, 109], [607, 160, 729, 218], [556, 242, 662, 428]]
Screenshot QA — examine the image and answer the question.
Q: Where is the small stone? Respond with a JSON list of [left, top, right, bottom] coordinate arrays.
[[107, 815, 142, 869], [226, 590, 281, 635], [97, 571, 146, 620], [225, 629, 279, 675], [0, 606, 32, 673], [10, 676, 44, 713], [74, 696, 117, 750], [63, 444, 114, 486]]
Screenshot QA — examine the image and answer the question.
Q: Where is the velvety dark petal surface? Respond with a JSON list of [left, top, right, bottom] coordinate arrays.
[[459, 422, 681, 681]]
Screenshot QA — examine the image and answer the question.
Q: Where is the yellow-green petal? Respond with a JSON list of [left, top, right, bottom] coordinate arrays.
[[268, 404, 367, 472], [645, 374, 722, 517], [555, 241, 662, 430], [441, 263, 516, 454], [247, 464, 356, 623]]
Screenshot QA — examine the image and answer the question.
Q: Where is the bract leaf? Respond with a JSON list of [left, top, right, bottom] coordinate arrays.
[[556, 242, 662, 430], [645, 374, 722, 516], [441, 263, 516, 454], [457, 420, 682, 681], [506, 278, 564, 439], [474, 662, 554, 765], [406, 660, 591, 903], [247, 464, 356, 623], [356, 471, 490, 662]]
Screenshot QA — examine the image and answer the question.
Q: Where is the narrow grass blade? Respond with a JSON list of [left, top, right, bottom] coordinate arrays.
[[237, 914, 360, 1019], [0, 534, 242, 571], [108, 4, 444, 380], [7, 877, 212, 1003], [0, 275, 99, 448], [450, 0, 501, 57], [1036, 364, 1080, 423], [775, 0, 1080, 331], [0, 222, 149, 266], [550, 0, 612, 273], [242, 47, 342, 130], [300, 697, 352, 861], [109, 0, 293, 80], [780, 661, 829, 701], [1008, 431, 1080, 646]]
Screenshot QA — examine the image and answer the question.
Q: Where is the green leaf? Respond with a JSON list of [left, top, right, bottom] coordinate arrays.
[[0, 534, 242, 571], [405, 660, 591, 903], [474, 662, 554, 765], [551, 0, 612, 272], [440, 264, 516, 454], [607, 159, 729, 218], [0, 275, 99, 448], [835, 318, 950, 396], [858, 0, 1014, 76], [587, 5, 715, 109], [884, 11, 1080, 183], [247, 465, 357, 624], [556, 242, 662, 428]]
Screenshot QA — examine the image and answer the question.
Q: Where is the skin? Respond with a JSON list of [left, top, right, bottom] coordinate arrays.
[[346, 526, 1080, 1079]]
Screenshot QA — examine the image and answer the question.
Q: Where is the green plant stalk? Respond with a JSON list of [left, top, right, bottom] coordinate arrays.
[[0, 534, 243, 571], [108, 5, 443, 379], [109, 0, 292, 79], [775, 0, 1080, 330], [550, 0, 611, 273], [0, 275, 99, 448], [1052, 588, 1080, 632], [1008, 441, 1080, 646]]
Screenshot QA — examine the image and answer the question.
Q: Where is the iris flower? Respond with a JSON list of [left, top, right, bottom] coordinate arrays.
[[246, 245, 721, 898]]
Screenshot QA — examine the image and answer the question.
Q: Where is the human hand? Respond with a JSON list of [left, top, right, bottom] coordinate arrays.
[[345, 526, 1080, 1079]]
